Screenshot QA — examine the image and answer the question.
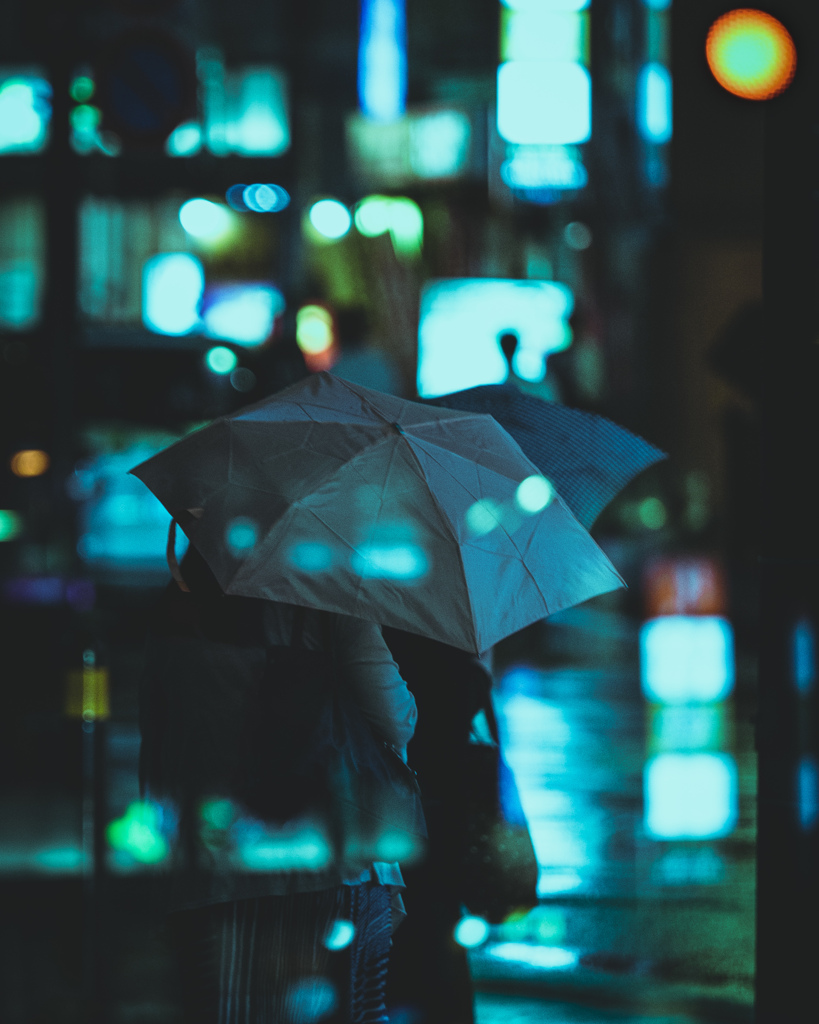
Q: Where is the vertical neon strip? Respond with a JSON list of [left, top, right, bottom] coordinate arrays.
[[358, 0, 407, 122]]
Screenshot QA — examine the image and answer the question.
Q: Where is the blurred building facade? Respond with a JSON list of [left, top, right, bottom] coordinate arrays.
[[0, 1, 780, 1021]]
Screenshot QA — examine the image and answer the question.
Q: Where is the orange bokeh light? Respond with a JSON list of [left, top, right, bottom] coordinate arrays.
[[706, 9, 796, 101], [10, 449, 51, 478]]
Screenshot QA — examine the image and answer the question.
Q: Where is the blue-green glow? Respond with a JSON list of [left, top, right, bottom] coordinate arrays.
[[640, 615, 735, 704], [417, 278, 574, 398], [638, 496, 667, 529], [70, 76, 95, 103], [454, 916, 490, 948], [242, 183, 290, 212], [644, 752, 738, 839], [488, 942, 579, 969], [409, 110, 471, 178], [142, 253, 204, 335], [501, 0, 589, 9], [203, 284, 284, 346], [501, 9, 587, 63], [166, 121, 203, 156], [200, 798, 236, 830], [309, 199, 352, 239], [498, 61, 591, 145], [798, 756, 818, 830], [791, 618, 816, 695], [179, 198, 233, 240], [206, 346, 239, 375], [501, 145, 587, 191], [637, 63, 672, 143], [325, 919, 356, 950], [287, 542, 335, 573], [355, 195, 423, 257], [466, 499, 503, 537], [0, 77, 51, 153], [358, 0, 407, 122], [107, 801, 169, 864], [226, 516, 258, 553], [352, 543, 429, 580], [515, 476, 554, 513], [0, 510, 23, 542]]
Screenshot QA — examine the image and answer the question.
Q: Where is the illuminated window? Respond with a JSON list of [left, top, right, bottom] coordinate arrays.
[[409, 111, 471, 179], [358, 0, 407, 122], [0, 72, 51, 154], [197, 52, 290, 156], [640, 616, 735, 704], [637, 62, 672, 143], [0, 198, 45, 330], [798, 756, 818, 831], [501, 7, 588, 63], [73, 433, 187, 573], [792, 618, 816, 695], [644, 752, 738, 839], [498, 61, 591, 145], [80, 197, 188, 324], [142, 253, 204, 336], [417, 279, 573, 397]]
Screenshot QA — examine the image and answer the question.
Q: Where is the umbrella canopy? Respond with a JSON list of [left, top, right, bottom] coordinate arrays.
[[426, 383, 666, 529], [130, 372, 625, 654]]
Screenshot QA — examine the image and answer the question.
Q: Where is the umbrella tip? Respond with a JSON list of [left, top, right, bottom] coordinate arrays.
[[391, 422, 405, 435]]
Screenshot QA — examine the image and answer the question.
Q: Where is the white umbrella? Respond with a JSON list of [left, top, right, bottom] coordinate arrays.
[[131, 372, 625, 654]]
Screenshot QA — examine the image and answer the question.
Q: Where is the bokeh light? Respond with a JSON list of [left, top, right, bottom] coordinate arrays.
[[466, 499, 503, 536], [296, 305, 334, 355], [308, 199, 352, 239], [0, 510, 23, 542], [324, 919, 356, 951], [564, 221, 593, 250], [202, 283, 284, 347], [142, 253, 204, 336], [638, 496, 667, 530], [166, 121, 203, 156], [706, 9, 796, 101], [205, 346, 238, 375], [0, 76, 51, 153], [226, 516, 259, 555], [107, 801, 169, 864], [515, 475, 553, 513], [453, 915, 490, 948], [354, 195, 424, 257], [243, 183, 291, 212], [10, 449, 50, 478], [179, 198, 233, 240], [69, 75, 95, 103]]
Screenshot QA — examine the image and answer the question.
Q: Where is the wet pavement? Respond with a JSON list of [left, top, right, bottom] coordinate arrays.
[[0, 597, 755, 1022]]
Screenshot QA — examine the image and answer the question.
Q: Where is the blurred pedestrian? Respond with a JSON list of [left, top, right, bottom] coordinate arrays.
[[139, 544, 419, 1024], [383, 629, 495, 1024]]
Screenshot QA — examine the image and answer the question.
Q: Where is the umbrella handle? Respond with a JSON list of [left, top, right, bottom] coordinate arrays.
[[166, 520, 190, 593]]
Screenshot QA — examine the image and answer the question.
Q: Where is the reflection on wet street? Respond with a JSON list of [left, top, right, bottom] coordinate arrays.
[[475, 991, 704, 1024], [0, 595, 755, 1022], [468, 597, 755, 1021]]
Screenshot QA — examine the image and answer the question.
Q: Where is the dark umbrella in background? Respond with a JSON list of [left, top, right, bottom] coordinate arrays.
[[425, 383, 666, 528]]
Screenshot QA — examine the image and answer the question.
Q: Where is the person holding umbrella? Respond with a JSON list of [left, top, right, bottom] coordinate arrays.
[[139, 540, 420, 1024], [385, 375, 665, 1024], [132, 372, 626, 1024]]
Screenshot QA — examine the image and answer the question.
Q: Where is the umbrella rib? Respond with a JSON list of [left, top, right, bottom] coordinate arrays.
[[397, 435, 477, 647]]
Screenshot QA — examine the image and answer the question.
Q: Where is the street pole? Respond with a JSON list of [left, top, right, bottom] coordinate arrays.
[[756, 4, 819, 1021]]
